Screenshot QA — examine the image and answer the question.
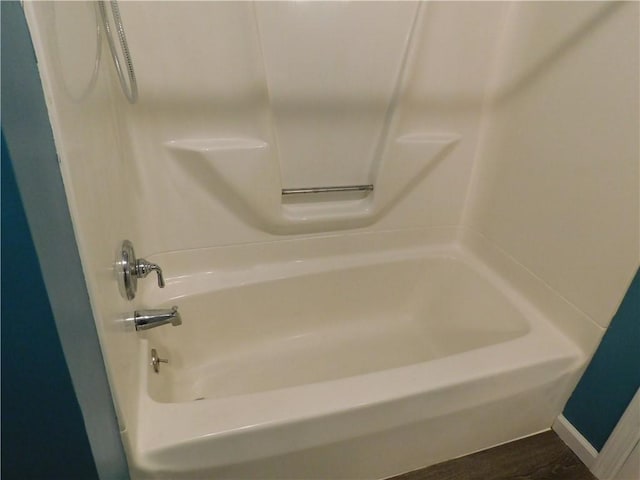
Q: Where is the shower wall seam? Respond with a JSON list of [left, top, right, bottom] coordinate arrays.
[[458, 2, 515, 231], [250, 2, 285, 186], [459, 224, 607, 334], [142, 224, 463, 258], [366, 1, 423, 185]]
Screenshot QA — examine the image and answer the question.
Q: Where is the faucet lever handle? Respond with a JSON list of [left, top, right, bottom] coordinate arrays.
[[117, 240, 167, 300], [136, 259, 165, 288], [154, 266, 165, 288]]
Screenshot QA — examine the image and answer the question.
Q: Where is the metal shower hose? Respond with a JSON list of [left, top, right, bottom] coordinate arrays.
[[98, 1, 138, 103]]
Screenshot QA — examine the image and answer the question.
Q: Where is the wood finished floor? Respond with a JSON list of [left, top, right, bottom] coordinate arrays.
[[388, 431, 597, 480]]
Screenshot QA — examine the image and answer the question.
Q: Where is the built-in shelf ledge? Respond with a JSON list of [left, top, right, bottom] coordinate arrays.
[[166, 133, 460, 234]]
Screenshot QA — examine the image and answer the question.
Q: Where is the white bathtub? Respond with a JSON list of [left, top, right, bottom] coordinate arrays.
[[127, 239, 584, 479]]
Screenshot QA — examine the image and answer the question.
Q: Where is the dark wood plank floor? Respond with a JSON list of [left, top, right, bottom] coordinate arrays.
[[388, 431, 597, 480]]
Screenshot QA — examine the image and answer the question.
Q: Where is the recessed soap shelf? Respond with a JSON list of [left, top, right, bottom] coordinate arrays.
[[166, 133, 460, 233]]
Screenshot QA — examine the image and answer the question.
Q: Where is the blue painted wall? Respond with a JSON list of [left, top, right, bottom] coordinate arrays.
[[1, 133, 100, 479], [564, 268, 640, 451]]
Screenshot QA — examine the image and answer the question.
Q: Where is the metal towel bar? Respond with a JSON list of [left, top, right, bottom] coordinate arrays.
[[282, 184, 374, 196]]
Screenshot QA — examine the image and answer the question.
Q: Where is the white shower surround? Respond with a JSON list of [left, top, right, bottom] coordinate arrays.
[[23, 1, 638, 479]]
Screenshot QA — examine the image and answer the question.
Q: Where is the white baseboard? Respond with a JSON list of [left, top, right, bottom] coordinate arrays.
[[553, 391, 640, 480], [592, 389, 640, 480], [552, 414, 598, 468]]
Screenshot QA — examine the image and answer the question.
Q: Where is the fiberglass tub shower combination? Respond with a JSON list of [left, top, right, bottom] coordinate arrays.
[[23, 1, 639, 478]]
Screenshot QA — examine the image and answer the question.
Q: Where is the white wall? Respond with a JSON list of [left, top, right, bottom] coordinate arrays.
[[464, 2, 639, 329], [113, 1, 508, 249], [25, 1, 143, 433]]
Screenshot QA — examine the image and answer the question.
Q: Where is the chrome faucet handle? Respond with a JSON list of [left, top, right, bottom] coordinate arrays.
[[135, 259, 165, 288], [116, 240, 166, 300]]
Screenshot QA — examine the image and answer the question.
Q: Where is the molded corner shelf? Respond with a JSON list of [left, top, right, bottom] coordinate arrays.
[[166, 133, 460, 234]]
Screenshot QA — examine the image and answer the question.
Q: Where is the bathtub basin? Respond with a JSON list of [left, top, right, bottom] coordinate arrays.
[[128, 244, 584, 479]]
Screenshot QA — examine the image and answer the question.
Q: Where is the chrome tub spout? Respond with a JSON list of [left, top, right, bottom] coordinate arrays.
[[132, 306, 182, 331]]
